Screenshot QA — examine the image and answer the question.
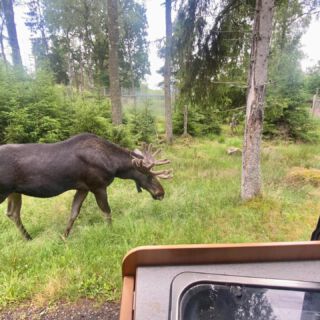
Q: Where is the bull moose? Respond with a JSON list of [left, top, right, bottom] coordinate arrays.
[[0, 133, 172, 240]]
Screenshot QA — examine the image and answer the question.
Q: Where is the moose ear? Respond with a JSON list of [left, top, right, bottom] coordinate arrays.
[[135, 182, 142, 193]]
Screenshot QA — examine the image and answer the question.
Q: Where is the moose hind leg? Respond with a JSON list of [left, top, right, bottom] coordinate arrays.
[[93, 189, 112, 225], [64, 190, 88, 238], [0, 194, 7, 205], [7, 193, 32, 240]]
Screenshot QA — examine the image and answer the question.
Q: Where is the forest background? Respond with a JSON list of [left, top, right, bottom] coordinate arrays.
[[0, 0, 320, 309]]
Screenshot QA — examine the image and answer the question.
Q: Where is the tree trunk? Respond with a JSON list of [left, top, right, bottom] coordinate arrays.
[[164, 0, 173, 143], [1, 0, 22, 67], [241, 0, 274, 201], [183, 105, 188, 136], [0, 16, 7, 64], [131, 77, 137, 110], [128, 46, 137, 110], [107, 0, 122, 125], [36, 0, 48, 55]]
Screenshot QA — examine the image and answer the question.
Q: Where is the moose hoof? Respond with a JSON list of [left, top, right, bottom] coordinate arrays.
[[24, 234, 32, 241], [59, 234, 68, 242], [63, 231, 69, 239]]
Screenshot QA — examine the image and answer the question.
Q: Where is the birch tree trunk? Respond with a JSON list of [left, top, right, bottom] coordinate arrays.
[[0, 16, 7, 64], [107, 0, 122, 125], [1, 0, 22, 67], [164, 0, 173, 143], [241, 0, 274, 201]]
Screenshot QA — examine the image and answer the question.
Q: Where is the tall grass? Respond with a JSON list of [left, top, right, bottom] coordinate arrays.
[[0, 136, 320, 308]]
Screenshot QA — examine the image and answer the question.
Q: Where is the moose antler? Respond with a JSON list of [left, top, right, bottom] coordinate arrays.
[[132, 143, 173, 179]]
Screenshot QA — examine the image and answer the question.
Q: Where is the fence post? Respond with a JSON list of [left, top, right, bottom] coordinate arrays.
[[183, 105, 188, 136], [312, 88, 319, 116]]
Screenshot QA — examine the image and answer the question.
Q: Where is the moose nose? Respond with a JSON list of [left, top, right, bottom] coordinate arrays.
[[157, 194, 164, 200], [153, 191, 164, 200]]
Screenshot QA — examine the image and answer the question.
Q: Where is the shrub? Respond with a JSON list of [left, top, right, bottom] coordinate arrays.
[[129, 103, 156, 143], [109, 125, 134, 148], [264, 96, 319, 143], [1, 67, 70, 143], [196, 109, 222, 136], [173, 106, 198, 136], [173, 106, 221, 137], [70, 97, 112, 139]]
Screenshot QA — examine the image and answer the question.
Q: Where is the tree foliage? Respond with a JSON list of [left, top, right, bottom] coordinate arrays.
[[25, 0, 150, 90], [0, 62, 159, 147], [264, 0, 320, 141], [305, 61, 320, 95], [0, 0, 319, 145], [172, 0, 253, 106], [130, 102, 157, 143], [172, 0, 320, 141]]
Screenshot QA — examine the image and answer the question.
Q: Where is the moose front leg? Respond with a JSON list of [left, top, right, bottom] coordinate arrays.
[[93, 189, 112, 225], [7, 193, 32, 240], [64, 190, 88, 238]]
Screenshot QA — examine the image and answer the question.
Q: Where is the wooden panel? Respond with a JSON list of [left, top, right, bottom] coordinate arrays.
[[119, 276, 135, 320], [122, 241, 320, 276]]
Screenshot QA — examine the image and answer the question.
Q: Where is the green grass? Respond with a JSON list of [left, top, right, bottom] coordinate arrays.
[[1, 136, 320, 308]]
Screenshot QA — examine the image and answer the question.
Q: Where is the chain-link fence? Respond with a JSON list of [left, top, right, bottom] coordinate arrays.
[[103, 88, 169, 116]]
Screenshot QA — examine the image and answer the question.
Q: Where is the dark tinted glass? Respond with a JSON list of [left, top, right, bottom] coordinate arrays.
[[180, 283, 320, 320]]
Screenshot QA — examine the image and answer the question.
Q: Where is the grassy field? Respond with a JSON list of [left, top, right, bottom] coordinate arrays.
[[1, 135, 320, 308]]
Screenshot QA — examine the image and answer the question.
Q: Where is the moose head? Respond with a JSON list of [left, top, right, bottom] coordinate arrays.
[[131, 143, 173, 200]]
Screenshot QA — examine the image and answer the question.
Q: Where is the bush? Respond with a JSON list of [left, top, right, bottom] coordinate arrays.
[[70, 97, 112, 139], [0, 66, 70, 143], [129, 103, 156, 143], [109, 125, 134, 148], [264, 95, 319, 143], [173, 106, 198, 136], [173, 106, 221, 137], [196, 109, 222, 136]]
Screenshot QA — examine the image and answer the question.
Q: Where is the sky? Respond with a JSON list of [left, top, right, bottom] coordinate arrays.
[[301, 18, 320, 70], [13, 1, 320, 90], [143, 0, 167, 89]]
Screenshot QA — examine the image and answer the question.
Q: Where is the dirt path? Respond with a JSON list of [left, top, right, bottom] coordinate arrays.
[[0, 299, 120, 320]]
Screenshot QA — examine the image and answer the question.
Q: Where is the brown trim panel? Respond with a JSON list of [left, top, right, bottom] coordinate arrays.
[[122, 241, 320, 276], [119, 276, 135, 320]]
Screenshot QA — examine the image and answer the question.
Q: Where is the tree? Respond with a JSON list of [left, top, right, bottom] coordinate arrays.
[[119, 0, 150, 90], [0, 7, 7, 64], [107, 0, 122, 125], [172, 0, 252, 105], [305, 61, 320, 95], [1, 0, 22, 66], [241, 0, 275, 200], [164, 0, 173, 143], [25, 0, 150, 95], [25, 0, 49, 68], [170, 0, 253, 136], [263, 0, 318, 142]]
